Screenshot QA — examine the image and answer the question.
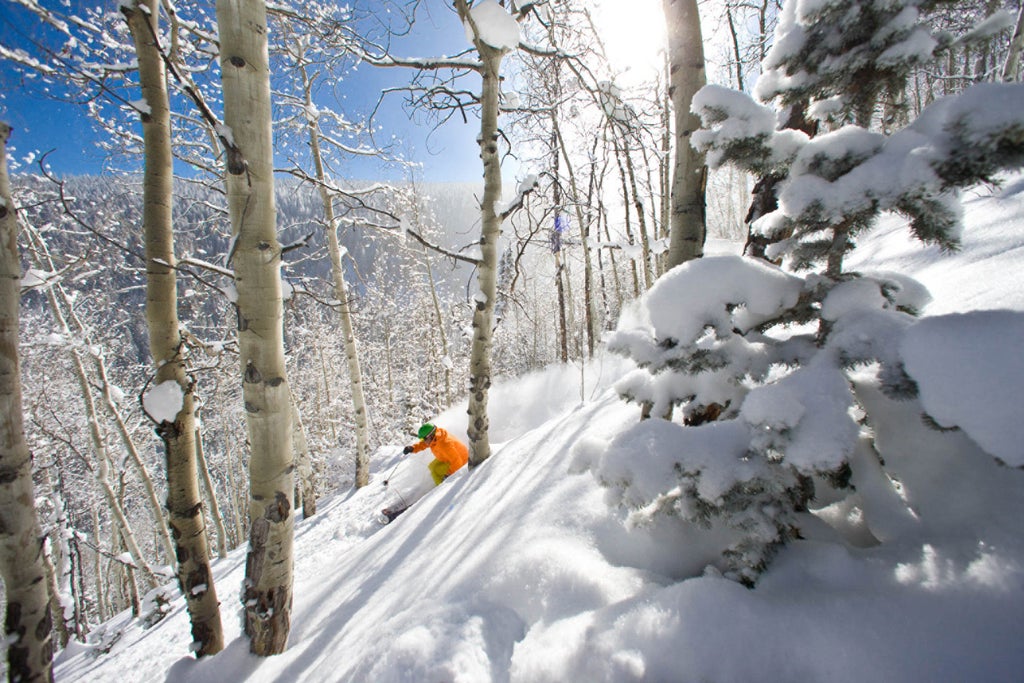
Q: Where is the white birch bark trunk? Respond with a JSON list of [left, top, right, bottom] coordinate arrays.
[[0, 120, 55, 683], [601, 212, 625, 322], [315, 344, 339, 443], [124, 0, 224, 656], [616, 133, 655, 290], [216, 0, 294, 655], [42, 541, 69, 649], [663, 0, 709, 268], [659, 65, 672, 276], [38, 465, 74, 647], [1003, 5, 1024, 82], [424, 253, 452, 406], [91, 509, 107, 623], [300, 62, 370, 490], [194, 425, 229, 558], [289, 400, 316, 518], [611, 136, 643, 298], [96, 354, 176, 566], [456, 0, 508, 466], [110, 511, 141, 617], [552, 116, 599, 356], [225, 434, 246, 547], [550, 133, 570, 363]]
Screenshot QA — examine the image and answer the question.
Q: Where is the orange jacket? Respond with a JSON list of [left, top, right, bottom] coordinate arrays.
[[411, 426, 468, 473]]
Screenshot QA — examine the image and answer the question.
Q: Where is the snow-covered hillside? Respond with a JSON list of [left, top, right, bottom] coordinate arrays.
[[54, 180, 1024, 682]]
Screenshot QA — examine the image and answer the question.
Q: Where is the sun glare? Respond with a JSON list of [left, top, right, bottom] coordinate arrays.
[[592, 0, 668, 85]]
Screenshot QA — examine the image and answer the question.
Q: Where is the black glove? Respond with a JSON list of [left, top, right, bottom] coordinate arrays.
[[403, 446, 413, 454]]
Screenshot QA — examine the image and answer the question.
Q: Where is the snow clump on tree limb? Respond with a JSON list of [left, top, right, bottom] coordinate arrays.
[[464, 0, 521, 51], [143, 380, 184, 423]]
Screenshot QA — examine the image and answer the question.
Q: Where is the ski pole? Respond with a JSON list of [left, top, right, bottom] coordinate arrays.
[[392, 486, 409, 511], [382, 450, 404, 487]]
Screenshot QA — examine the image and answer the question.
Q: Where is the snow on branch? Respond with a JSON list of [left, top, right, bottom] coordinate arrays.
[[141, 379, 185, 425], [462, 0, 521, 53], [120, 2, 247, 176], [36, 157, 148, 265], [405, 227, 481, 266], [281, 231, 315, 255], [176, 256, 233, 279], [500, 174, 539, 220], [360, 52, 483, 73], [951, 9, 1016, 47], [693, 82, 1024, 260], [278, 167, 402, 223], [0, 44, 57, 75], [691, 84, 805, 175]]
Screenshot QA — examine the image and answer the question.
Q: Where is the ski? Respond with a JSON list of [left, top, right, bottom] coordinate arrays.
[[380, 504, 410, 524]]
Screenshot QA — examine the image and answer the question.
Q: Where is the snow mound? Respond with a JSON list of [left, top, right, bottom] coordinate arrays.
[[901, 310, 1024, 466]]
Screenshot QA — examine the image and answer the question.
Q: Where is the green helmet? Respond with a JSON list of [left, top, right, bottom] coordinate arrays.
[[418, 423, 437, 439]]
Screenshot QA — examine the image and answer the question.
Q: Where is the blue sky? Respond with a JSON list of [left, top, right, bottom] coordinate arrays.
[[0, 0, 110, 175], [0, 1, 486, 182]]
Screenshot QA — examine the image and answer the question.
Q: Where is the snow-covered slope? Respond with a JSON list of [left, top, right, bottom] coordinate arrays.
[[54, 181, 1024, 682], [846, 178, 1024, 314]]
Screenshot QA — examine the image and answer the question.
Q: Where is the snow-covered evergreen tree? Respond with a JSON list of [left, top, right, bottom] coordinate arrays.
[[599, 0, 1024, 585]]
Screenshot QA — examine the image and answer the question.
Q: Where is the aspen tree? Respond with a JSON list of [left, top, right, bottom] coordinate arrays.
[[290, 399, 316, 518], [123, 0, 225, 656], [1003, 5, 1024, 81], [296, 55, 371, 490], [0, 120, 54, 683], [194, 423, 229, 558], [216, 0, 295, 655], [456, 0, 517, 466], [358, 1, 539, 465], [662, 0, 709, 268]]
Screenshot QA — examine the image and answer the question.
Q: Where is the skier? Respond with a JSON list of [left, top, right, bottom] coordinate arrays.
[[403, 422, 469, 485]]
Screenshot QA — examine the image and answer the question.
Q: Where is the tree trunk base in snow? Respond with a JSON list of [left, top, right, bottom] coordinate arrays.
[[242, 509, 294, 655]]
